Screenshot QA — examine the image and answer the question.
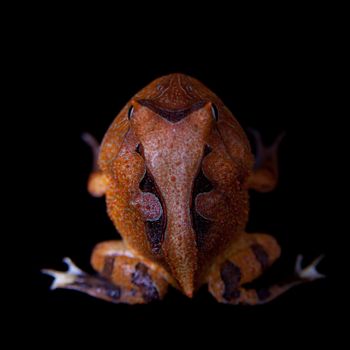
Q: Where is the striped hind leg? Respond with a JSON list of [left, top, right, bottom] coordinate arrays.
[[207, 233, 324, 305], [42, 240, 170, 304]]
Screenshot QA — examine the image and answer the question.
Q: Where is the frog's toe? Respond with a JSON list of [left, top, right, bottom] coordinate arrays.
[[41, 257, 85, 290], [295, 254, 326, 281]]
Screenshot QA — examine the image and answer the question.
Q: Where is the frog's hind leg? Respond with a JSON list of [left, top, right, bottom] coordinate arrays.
[[246, 130, 285, 192], [207, 233, 325, 305], [42, 241, 170, 304], [82, 132, 108, 197]]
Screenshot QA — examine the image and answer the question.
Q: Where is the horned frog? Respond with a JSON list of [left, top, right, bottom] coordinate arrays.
[[43, 74, 324, 304]]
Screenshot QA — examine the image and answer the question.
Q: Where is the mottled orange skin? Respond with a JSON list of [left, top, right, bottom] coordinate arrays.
[[97, 73, 261, 296]]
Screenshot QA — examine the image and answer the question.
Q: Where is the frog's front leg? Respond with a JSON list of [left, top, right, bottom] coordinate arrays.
[[82, 132, 108, 197], [246, 130, 285, 192], [42, 241, 170, 304], [207, 233, 324, 305]]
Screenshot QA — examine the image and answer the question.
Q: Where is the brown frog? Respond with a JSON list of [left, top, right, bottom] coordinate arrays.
[[43, 73, 324, 304]]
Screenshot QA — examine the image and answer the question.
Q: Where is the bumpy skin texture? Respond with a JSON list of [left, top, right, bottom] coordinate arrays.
[[98, 74, 254, 296]]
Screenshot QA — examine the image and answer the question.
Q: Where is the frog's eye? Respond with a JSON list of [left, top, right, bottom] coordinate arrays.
[[211, 104, 219, 121], [136, 143, 144, 156], [128, 106, 134, 120]]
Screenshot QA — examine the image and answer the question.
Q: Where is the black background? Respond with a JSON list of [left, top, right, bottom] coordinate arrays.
[[19, 7, 343, 347]]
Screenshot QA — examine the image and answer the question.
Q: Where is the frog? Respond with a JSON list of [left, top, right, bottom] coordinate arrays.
[[42, 73, 324, 305]]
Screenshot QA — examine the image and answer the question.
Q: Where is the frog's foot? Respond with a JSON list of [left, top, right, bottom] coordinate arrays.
[[41, 257, 84, 290], [42, 257, 123, 303], [295, 254, 326, 281], [43, 241, 170, 304], [82, 132, 107, 197], [247, 129, 285, 192]]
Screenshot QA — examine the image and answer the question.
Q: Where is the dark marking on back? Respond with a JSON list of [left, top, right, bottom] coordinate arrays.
[[220, 260, 242, 301], [145, 219, 164, 254], [137, 99, 206, 123], [102, 256, 115, 278], [139, 169, 167, 254], [140, 169, 158, 193], [131, 263, 160, 302], [191, 153, 214, 248], [251, 243, 269, 271], [192, 211, 211, 248]]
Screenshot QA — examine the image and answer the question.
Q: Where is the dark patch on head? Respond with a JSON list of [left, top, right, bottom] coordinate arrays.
[[139, 169, 167, 254], [220, 260, 242, 301], [257, 288, 271, 301], [191, 148, 214, 248], [137, 99, 206, 123], [102, 256, 115, 278], [131, 263, 160, 302], [251, 243, 269, 271]]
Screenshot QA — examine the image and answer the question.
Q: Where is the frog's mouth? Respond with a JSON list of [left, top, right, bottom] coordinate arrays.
[[136, 73, 208, 123], [137, 99, 207, 123]]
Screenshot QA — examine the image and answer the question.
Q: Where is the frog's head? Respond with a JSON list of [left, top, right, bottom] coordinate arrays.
[[134, 73, 214, 122], [99, 74, 253, 296]]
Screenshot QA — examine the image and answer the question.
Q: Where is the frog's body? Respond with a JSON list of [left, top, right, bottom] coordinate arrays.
[[43, 74, 324, 304]]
